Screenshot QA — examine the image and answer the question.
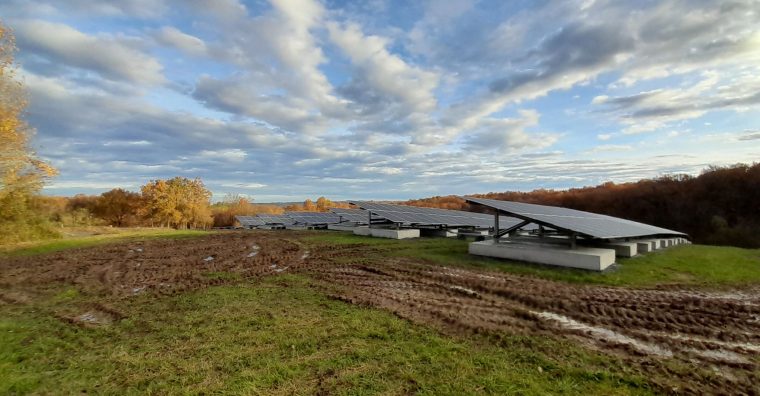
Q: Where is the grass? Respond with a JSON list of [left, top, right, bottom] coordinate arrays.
[[305, 232, 760, 287], [0, 275, 652, 395], [0, 228, 210, 257]]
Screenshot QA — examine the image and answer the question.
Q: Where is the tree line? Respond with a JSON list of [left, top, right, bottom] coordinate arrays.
[[211, 195, 350, 227], [31, 177, 215, 232], [402, 163, 760, 248]]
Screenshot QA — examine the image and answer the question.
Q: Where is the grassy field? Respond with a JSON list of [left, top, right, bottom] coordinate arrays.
[[2, 230, 757, 394], [0, 228, 209, 257], [305, 232, 760, 287], [0, 275, 651, 395]]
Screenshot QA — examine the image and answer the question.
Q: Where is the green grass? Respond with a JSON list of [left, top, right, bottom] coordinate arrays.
[[306, 233, 760, 287], [0, 275, 651, 395], [0, 228, 210, 257]]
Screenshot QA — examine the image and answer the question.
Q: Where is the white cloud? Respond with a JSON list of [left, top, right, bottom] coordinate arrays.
[[328, 21, 439, 115], [13, 19, 165, 86], [154, 27, 207, 57]]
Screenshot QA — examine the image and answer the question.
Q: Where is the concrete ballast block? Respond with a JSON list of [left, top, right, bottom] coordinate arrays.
[[328, 223, 359, 232], [603, 242, 638, 258], [469, 240, 615, 271], [636, 241, 653, 253], [352, 226, 371, 236], [370, 228, 420, 239]]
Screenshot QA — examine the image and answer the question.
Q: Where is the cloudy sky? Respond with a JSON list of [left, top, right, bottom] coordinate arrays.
[[4, 0, 760, 201]]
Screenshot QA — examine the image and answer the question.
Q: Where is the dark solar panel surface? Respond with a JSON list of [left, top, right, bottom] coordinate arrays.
[[349, 201, 528, 229], [464, 197, 686, 239], [329, 209, 370, 224], [256, 215, 295, 225], [286, 212, 342, 225], [235, 216, 264, 227]]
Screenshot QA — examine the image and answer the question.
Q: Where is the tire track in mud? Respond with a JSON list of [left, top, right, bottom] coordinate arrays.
[[0, 232, 309, 297], [307, 245, 760, 394], [2, 233, 759, 393]]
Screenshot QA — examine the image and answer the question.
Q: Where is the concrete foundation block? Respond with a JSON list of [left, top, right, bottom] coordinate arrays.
[[370, 228, 420, 239], [602, 242, 638, 258], [327, 223, 359, 232], [420, 229, 458, 238], [352, 226, 371, 236], [636, 241, 653, 253], [469, 240, 615, 271]]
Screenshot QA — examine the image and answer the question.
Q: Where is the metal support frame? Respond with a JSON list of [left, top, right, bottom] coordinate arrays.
[[570, 232, 577, 249], [493, 210, 500, 241], [496, 219, 532, 238]]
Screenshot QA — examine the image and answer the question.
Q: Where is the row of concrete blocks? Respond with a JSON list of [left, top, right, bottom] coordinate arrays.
[[333, 224, 422, 239], [469, 237, 690, 272]]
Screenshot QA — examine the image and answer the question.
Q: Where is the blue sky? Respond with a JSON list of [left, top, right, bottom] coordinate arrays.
[[4, 0, 759, 201]]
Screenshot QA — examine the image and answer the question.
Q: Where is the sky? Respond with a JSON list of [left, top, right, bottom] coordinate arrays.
[[3, 0, 760, 202]]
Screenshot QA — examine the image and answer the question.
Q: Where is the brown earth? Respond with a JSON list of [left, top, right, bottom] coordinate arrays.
[[1, 231, 759, 394]]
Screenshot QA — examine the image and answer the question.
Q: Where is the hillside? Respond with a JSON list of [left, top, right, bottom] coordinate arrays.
[[401, 163, 760, 248]]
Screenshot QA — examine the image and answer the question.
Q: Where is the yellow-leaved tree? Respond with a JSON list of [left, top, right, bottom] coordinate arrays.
[[140, 177, 213, 229], [0, 22, 58, 243]]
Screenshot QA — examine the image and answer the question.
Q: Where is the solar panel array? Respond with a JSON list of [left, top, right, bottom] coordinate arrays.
[[235, 216, 264, 227], [286, 212, 342, 225], [255, 214, 296, 226], [329, 208, 370, 224], [464, 197, 686, 239], [349, 201, 527, 229]]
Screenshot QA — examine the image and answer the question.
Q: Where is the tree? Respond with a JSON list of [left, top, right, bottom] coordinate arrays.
[[0, 22, 57, 242], [140, 177, 213, 229], [94, 188, 141, 227], [315, 196, 331, 211], [303, 199, 316, 211]]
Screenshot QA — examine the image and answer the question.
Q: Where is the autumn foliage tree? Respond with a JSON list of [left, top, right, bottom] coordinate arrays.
[[139, 177, 213, 229], [94, 188, 141, 227], [0, 22, 58, 242]]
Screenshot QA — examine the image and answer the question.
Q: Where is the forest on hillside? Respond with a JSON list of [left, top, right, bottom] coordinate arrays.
[[402, 163, 760, 248]]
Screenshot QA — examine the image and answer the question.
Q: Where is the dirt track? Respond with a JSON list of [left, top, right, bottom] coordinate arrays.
[[1, 231, 759, 394]]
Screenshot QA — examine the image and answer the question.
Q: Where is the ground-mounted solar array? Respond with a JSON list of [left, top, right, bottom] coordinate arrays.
[[286, 212, 342, 225], [254, 215, 296, 226], [348, 201, 526, 229], [235, 216, 265, 227], [464, 197, 686, 240], [329, 209, 370, 224]]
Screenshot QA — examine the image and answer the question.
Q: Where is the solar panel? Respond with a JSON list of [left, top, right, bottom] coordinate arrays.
[[235, 215, 264, 227], [349, 201, 528, 229], [329, 208, 370, 224], [286, 212, 342, 225], [256, 214, 295, 225], [464, 197, 686, 239]]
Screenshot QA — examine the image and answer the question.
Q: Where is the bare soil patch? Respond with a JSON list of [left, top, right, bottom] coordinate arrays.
[[1, 231, 758, 394], [0, 232, 309, 297]]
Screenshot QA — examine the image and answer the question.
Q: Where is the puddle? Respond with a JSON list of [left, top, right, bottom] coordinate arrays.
[[687, 348, 749, 364], [535, 311, 673, 357], [75, 311, 112, 325], [450, 285, 478, 297], [652, 331, 760, 353]]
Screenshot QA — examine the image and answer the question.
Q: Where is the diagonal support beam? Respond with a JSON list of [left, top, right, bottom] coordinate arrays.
[[496, 219, 532, 238]]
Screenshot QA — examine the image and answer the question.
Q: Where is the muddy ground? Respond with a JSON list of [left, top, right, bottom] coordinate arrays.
[[1, 232, 758, 394]]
